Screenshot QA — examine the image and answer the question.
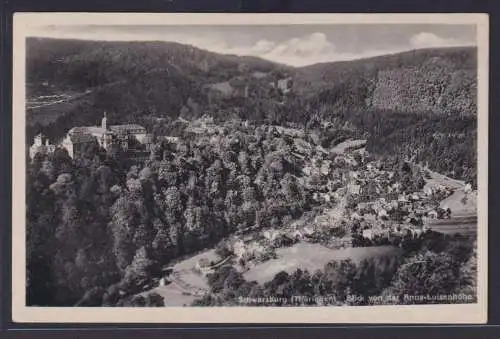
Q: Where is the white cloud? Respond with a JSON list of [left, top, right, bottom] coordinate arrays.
[[223, 32, 338, 66], [409, 32, 473, 48], [221, 32, 395, 66]]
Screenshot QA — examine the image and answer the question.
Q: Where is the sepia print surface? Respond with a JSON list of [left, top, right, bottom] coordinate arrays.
[[13, 13, 488, 323]]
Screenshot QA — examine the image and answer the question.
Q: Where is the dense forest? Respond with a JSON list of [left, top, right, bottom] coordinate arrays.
[[27, 122, 316, 306]]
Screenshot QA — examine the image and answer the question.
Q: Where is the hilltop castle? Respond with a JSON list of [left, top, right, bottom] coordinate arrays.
[[61, 112, 150, 158], [29, 134, 56, 159], [30, 113, 154, 159]]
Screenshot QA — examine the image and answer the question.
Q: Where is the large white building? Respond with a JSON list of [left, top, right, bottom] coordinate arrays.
[[29, 113, 151, 159], [61, 113, 149, 158]]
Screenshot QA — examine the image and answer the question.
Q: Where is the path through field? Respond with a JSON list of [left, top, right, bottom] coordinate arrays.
[[139, 249, 218, 306], [418, 165, 477, 236]]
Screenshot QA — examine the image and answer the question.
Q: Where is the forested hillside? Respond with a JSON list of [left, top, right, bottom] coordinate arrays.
[[27, 120, 477, 307], [26, 38, 477, 183], [295, 47, 476, 116]]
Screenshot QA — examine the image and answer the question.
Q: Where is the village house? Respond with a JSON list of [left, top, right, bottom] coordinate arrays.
[[362, 229, 374, 240], [464, 183, 473, 194], [194, 257, 215, 276], [263, 229, 280, 243], [350, 211, 362, 220], [427, 210, 438, 219], [377, 209, 389, 220], [319, 193, 332, 203]]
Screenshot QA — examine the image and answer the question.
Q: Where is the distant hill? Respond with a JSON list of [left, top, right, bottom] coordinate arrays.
[[27, 39, 476, 129], [293, 47, 477, 118], [26, 37, 292, 130]]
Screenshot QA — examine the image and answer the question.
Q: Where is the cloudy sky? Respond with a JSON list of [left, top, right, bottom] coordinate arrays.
[[32, 24, 476, 66]]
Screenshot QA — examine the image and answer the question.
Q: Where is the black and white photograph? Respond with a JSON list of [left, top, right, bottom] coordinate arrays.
[[12, 13, 488, 323]]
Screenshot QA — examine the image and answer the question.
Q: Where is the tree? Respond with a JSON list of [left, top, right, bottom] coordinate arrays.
[[387, 251, 461, 303], [145, 292, 165, 307], [122, 247, 158, 292], [75, 286, 106, 306], [457, 243, 477, 299]]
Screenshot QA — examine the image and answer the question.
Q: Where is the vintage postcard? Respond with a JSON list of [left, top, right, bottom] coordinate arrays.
[[12, 13, 488, 323]]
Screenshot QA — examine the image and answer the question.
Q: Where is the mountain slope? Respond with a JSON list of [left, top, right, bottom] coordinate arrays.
[[27, 39, 477, 129], [26, 39, 477, 184], [293, 47, 477, 117]]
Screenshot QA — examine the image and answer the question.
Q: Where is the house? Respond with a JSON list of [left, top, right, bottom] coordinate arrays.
[[464, 183, 473, 194], [232, 240, 246, 260], [351, 212, 362, 220], [410, 228, 423, 237], [29, 134, 57, 159], [398, 195, 409, 203], [320, 193, 331, 203], [357, 202, 370, 213], [427, 210, 438, 219], [424, 186, 434, 196], [378, 209, 389, 219], [277, 77, 293, 94], [303, 226, 315, 236], [302, 166, 312, 176], [362, 229, 374, 240], [263, 230, 279, 242], [293, 230, 304, 240], [348, 184, 361, 195], [194, 257, 215, 276], [410, 193, 421, 201]]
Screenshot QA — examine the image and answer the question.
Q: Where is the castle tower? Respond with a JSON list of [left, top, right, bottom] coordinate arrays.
[[34, 134, 43, 146], [101, 112, 108, 130]]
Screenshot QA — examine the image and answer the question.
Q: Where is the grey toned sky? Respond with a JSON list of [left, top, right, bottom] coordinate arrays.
[[32, 24, 476, 66]]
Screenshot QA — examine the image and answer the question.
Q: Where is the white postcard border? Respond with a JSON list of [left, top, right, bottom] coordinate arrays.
[[12, 12, 489, 324]]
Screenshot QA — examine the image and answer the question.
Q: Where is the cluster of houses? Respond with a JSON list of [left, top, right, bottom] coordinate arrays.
[[185, 115, 225, 135], [343, 162, 454, 240]]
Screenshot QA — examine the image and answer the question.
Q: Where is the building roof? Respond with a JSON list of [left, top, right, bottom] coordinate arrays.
[[110, 124, 146, 133], [68, 123, 146, 138]]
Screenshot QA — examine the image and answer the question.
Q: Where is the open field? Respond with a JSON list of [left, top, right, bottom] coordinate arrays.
[[440, 189, 477, 214], [142, 282, 199, 306], [427, 214, 477, 236], [421, 167, 477, 236], [243, 242, 401, 284], [429, 190, 477, 236]]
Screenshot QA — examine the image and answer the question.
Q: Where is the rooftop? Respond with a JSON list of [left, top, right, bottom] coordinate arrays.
[[109, 124, 146, 133]]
